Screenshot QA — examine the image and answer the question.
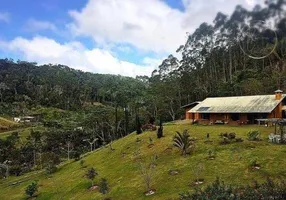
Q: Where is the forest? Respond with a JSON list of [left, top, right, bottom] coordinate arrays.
[[0, 0, 286, 178]]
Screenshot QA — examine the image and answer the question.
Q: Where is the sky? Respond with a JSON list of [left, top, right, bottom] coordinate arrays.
[[0, 0, 264, 77]]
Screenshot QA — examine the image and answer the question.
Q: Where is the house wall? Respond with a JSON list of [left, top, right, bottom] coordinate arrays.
[[192, 112, 261, 125], [185, 109, 193, 120], [268, 102, 283, 118]]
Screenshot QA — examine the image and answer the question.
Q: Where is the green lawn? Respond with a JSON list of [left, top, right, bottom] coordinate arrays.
[[1, 123, 286, 200]]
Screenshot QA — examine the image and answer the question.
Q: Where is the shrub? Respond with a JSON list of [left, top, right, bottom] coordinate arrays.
[[99, 178, 109, 194], [73, 151, 81, 161], [220, 132, 236, 140], [248, 157, 260, 170], [25, 181, 38, 197], [179, 178, 234, 199], [235, 138, 243, 142], [149, 137, 153, 145], [142, 124, 156, 131], [10, 165, 22, 176], [179, 178, 286, 200], [228, 132, 236, 139], [219, 132, 241, 144], [85, 167, 98, 187], [219, 137, 231, 145], [173, 130, 194, 156], [191, 162, 205, 184], [207, 149, 216, 159], [80, 160, 85, 168], [247, 130, 260, 141], [42, 152, 60, 174], [138, 159, 156, 192]]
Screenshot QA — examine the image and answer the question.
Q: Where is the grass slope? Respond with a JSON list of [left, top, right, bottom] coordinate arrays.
[[1, 123, 286, 200], [0, 126, 46, 140], [0, 117, 18, 128]]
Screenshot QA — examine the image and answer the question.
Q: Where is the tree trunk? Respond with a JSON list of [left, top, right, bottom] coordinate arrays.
[[229, 48, 233, 83]]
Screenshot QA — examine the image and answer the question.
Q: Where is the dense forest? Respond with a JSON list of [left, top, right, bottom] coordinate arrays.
[[150, 0, 286, 119], [1, 1, 286, 123]]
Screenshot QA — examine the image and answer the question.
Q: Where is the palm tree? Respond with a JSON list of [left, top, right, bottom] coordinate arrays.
[[173, 130, 193, 156]]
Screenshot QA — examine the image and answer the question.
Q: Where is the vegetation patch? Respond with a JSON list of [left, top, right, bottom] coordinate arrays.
[[168, 169, 180, 176]]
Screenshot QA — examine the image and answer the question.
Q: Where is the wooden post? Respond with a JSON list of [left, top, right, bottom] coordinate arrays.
[[275, 122, 277, 134]]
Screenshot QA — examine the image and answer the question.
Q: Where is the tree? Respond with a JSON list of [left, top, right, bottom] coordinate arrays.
[[25, 181, 38, 197], [139, 161, 155, 193], [86, 167, 98, 187], [99, 178, 109, 194], [157, 119, 163, 138], [173, 130, 194, 156], [136, 115, 142, 135], [0, 82, 9, 102]]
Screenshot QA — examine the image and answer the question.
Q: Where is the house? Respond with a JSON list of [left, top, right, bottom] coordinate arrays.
[[187, 90, 286, 125], [14, 114, 42, 123], [181, 101, 201, 120]]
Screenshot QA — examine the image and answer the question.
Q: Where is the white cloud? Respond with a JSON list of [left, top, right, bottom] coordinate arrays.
[[1, 36, 159, 77], [0, 0, 266, 77], [69, 0, 264, 54], [24, 19, 57, 32], [0, 12, 10, 23]]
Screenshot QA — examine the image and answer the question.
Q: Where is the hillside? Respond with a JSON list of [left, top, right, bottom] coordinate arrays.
[[0, 117, 19, 129], [1, 123, 286, 200]]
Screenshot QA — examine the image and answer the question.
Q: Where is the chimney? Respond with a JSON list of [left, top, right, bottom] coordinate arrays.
[[275, 89, 283, 100]]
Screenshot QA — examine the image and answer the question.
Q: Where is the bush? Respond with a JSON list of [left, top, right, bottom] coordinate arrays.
[[247, 130, 260, 141], [179, 178, 234, 199], [9, 165, 22, 176], [42, 152, 61, 174], [73, 151, 81, 161], [179, 178, 286, 200], [142, 123, 156, 131], [220, 132, 236, 140], [86, 167, 98, 187], [248, 158, 260, 170], [228, 132, 236, 139], [219, 137, 231, 145], [25, 181, 38, 197], [207, 149, 216, 159], [219, 132, 241, 144], [99, 178, 109, 194], [80, 160, 85, 168]]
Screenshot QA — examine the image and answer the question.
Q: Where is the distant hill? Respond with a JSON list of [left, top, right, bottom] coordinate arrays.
[[0, 59, 145, 112]]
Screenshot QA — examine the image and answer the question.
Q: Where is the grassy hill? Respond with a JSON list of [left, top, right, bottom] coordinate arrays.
[[0, 126, 46, 140], [1, 123, 286, 200], [0, 117, 19, 128]]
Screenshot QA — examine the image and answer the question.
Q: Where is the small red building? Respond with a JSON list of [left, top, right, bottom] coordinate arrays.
[[181, 101, 201, 120]]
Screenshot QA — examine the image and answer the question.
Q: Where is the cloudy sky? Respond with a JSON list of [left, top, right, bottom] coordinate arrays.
[[0, 0, 264, 77]]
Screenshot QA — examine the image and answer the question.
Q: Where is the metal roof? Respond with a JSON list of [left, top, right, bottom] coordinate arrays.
[[188, 94, 286, 113], [181, 101, 201, 108]]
